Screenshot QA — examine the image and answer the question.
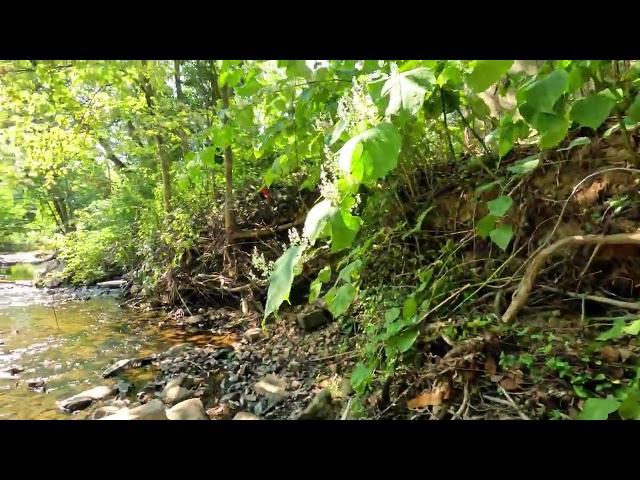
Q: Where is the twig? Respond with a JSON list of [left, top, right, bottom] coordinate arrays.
[[541, 285, 640, 311], [498, 386, 530, 420], [308, 350, 358, 363], [502, 232, 640, 323], [452, 382, 470, 420]]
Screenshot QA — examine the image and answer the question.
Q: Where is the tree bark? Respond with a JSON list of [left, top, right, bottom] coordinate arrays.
[[174, 60, 184, 101], [221, 84, 235, 242]]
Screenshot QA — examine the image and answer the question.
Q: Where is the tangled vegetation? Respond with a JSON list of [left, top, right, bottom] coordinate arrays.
[[2, 60, 640, 419]]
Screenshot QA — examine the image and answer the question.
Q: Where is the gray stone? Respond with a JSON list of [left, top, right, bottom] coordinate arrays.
[[295, 389, 336, 420], [158, 343, 193, 359], [91, 406, 121, 419], [58, 385, 117, 412], [166, 398, 208, 420], [221, 392, 241, 403], [101, 399, 168, 420], [184, 315, 205, 326], [160, 379, 193, 406], [254, 375, 288, 403], [297, 308, 332, 331], [243, 327, 263, 343], [233, 411, 261, 420]]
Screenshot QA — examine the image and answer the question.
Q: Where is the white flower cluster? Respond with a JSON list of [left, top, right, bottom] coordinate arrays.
[[251, 247, 274, 279], [337, 79, 379, 133]]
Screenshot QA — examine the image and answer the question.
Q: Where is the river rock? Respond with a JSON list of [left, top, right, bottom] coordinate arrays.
[[91, 406, 121, 419], [166, 398, 208, 420], [102, 357, 153, 378], [254, 374, 288, 403], [57, 385, 117, 412], [158, 343, 193, 359], [160, 375, 194, 405], [294, 389, 336, 420], [233, 411, 261, 420], [243, 327, 263, 343], [184, 315, 205, 326], [101, 399, 168, 420], [297, 308, 332, 331], [27, 379, 46, 391], [96, 279, 126, 289]]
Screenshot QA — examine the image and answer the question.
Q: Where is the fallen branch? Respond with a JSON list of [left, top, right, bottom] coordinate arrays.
[[230, 213, 306, 240], [502, 232, 640, 323], [540, 285, 640, 311]]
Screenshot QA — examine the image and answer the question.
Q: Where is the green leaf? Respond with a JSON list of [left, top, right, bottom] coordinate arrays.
[[490, 224, 513, 251], [467, 60, 514, 93], [264, 245, 304, 320], [330, 209, 362, 253], [567, 67, 584, 93], [487, 196, 513, 217], [570, 93, 617, 129], [303, 200, 336, 245], [577, 397, 620, 420], [403, 295, 417, 320], [350, 362, 373, 393], [618, 388, 640, 420], [328, 284, 357, 318], [285, 60, 313, 80], [623, 319, 640, 336], [385, 308, 401, 325], [309, 279, 323, 303], [537, 113, 570, 149], [476, 215, 496, 240], [338, 259, 362, 283], [317, 265, 331, 283], [392, 328, 419, 353], [338, 123, 401, 184], [627, 94, 640, 122], [557, 137, 591, 151], [521, 70, 568, 113], [381, 68, 436, 116], [597, 319, 626, 341], [329, 119, 348, 146], [508, 155, 540, 176]]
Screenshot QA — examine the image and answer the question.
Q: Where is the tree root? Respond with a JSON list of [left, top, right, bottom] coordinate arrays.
[[502, 232, 640, 323]]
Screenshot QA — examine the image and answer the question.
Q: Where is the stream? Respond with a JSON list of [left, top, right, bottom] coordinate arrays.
[[0, 262, 188, 420]]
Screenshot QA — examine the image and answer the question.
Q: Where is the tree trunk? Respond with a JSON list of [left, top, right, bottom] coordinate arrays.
[[156, 136, 172, 213], [174, 60, 184, 101], [221, 84, 236, 273]]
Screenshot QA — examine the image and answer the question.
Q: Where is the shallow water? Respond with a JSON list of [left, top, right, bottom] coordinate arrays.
[[0, 275, 182, 419]]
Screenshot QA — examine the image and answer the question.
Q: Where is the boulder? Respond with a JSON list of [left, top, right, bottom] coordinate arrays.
[[254, 375, 288, 403], [91, 406, 121, 419], [160, 375, 194, 405], [233, 411, 262, 420], [57, 385, 117, 412], [184, 315, 205, 326], [166, 398, 208, 420], [297, 308, 332, 331], [101, 399, 168, 420]]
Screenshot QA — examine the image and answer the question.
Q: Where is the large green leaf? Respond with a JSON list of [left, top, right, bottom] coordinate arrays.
[[303, 200, 336, 245], [351, 362, 373, 393], [467, 60, 513, 93], [328, 284, 357, 318], [577, 397, 620, 420], [402, 295, 417, 321], [476, 215, 496, 240], [264, 245, 304, 320], [330, 209, 362, 252], [570, 93, 617, 129], [338, 259, 362, 282], [338, 123, 401, 184], [537, 113, 570, 149], [490, 224, 513, 251], [521, 70, 568, 113], [380, 68, 436, 116], [391, 328, 419, 353], [627, 94, 640, 122], [596, 319, 626, 341], [618, 388, 640, 420], [487, 196, 513, 217], [623, 319, 640, 336]]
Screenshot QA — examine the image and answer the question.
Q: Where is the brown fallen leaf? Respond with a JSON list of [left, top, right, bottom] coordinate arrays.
[[407, 381, 451, 410], [600, 345, 620, 363]]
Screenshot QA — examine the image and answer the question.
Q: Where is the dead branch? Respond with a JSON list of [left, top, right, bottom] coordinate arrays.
[[540, 285, 640, 311], [230, 213, 305, 240], [502, 232, 640, 323]]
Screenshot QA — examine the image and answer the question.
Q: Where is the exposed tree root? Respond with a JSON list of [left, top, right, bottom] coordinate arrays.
[[540, 285, 640, 311], [502, 232, 640, 323]]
